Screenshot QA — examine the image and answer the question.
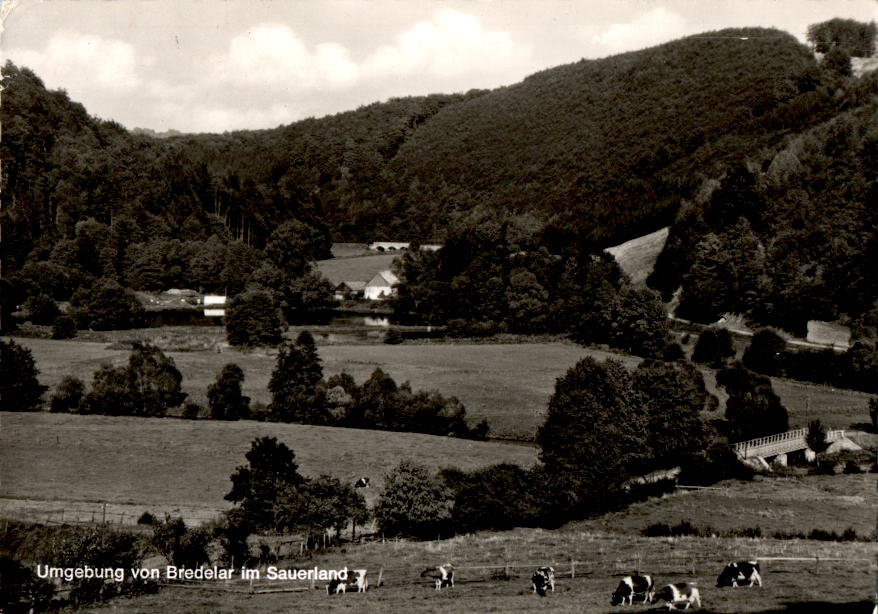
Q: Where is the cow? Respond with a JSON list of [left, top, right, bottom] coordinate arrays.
[[652, 583, 701, 610], [420, 563, 454, 589], [354, 477, 370, 488], [531, 566, 555, 596], [326, 577, 347, 595], [716, 561, 762, 588], [611, 574, 654, 605], [352, 568, 368, 592]]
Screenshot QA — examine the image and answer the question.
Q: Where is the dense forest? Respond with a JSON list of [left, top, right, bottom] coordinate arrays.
[[2, 23, 876, 345]]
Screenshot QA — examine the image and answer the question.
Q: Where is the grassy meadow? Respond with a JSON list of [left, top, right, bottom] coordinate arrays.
[[0, 411, 538, 524], [11, 333, 874, 440], [69, 527, 876, 614]]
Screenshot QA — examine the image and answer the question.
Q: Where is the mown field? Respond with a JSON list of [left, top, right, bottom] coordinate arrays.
[[11, 334, 874, 440], [0, 411, 538, 524]]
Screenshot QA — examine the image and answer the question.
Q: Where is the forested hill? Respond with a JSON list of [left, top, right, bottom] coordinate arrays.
[[3, 27, 827, 257]]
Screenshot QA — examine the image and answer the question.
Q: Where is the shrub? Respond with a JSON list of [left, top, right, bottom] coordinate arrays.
[[50, 376, 85, 413], [51, 314, 77, 339], [137, 512, 156, 525], [374, 460, 453, 539], [383, 328, 404, 344]]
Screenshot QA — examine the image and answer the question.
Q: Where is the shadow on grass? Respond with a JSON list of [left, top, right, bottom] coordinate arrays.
[[648, 601, 874, 613]]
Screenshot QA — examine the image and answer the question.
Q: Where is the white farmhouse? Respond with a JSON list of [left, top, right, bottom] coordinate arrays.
[[203, 295, 227, 317], [364, 270, 399, 300]]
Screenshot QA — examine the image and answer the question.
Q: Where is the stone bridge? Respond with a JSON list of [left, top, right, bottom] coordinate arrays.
[[733, 428, 849, 462]]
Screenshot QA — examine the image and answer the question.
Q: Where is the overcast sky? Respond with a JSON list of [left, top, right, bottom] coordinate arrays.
[[3, 0, 877, 133]]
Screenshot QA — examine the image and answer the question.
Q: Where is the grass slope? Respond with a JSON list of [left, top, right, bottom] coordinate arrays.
[[604, 226, 669, 286], [0, 412, 538, 524]]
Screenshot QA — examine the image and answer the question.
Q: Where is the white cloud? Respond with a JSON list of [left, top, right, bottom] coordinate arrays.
[[590, 7, 688, 55], [363, 8, 526, 80], [8, 30, 141, 92], [212, 23, 358, 91]]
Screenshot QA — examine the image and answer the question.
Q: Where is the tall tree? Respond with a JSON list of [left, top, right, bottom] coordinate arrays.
[[226, 436, 305, 531], [268, 333, 328, 424], [536, 357, 647, 517], [632, 359, 712, 467], [717, 362, 789, 441], [225, 289, 283, 347], [208, 363, 250, 420], [0, 339, 48, 411]]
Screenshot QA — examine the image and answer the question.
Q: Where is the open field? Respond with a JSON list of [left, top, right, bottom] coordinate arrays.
[[0, 411, 538, 524], [576, 474, 877, 538], [316, 252, 397, 285], [70, 527, 876, 614], [11, 334, 874, 440]]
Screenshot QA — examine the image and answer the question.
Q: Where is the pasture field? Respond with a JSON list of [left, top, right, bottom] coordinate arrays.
[[72, 528, 876, 613], [575, 474, 877, 538], [0, 411, 538, 524], [12, 334, 874, 440], [316, 252, 397, 285]]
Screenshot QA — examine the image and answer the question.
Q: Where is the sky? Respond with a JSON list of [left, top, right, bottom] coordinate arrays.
[[2, 0, 877, 133]]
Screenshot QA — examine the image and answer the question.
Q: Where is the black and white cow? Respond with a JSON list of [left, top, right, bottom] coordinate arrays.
[[420, 563, 454, 589], [351, 568, 368, 592], [716, 561, 762, 588], [326, 577, 347, 595], [354, 477, 370, 488], [611, 574, 654, 605], [531, 567, 555, 597], [652, 583, 701, 610]]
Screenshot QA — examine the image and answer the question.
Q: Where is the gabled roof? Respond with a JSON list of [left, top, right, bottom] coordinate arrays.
[[365, 270, 399, 287]]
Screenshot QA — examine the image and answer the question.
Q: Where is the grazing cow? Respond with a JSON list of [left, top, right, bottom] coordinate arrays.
[[420, 563, 454, 589], [716, 561, 762, 588], [354, 477, 370, 488], [352, 568, 368, 592], [611, 574, 655, 605], [531, 567, 555, 597], [326, 577, 347, 595], [652, 583, 701, 610]]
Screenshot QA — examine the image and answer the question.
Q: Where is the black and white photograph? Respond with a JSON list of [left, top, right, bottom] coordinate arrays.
[[1, 0, 876, 611]]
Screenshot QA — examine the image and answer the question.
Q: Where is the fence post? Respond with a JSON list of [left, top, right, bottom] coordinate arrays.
[[377, 566, 384, 587], [571, 558, 575, 579]]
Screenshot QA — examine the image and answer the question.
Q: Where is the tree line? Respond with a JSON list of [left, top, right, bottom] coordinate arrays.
[[0, 335, 487, 439]]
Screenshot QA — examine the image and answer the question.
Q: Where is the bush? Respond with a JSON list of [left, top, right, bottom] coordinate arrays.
[[383, 328, 404, 344], [70, 278, 145, 330], [51, 314, 77, 339], [842, 460, 862, 474], [22, 293, 60, 325], [374, 460, 453, 539], [137, 512, 155, 525], [50, 376, 85, 413]]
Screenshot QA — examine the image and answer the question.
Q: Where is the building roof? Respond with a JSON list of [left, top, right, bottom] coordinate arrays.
[[366, 270, 399, 287]]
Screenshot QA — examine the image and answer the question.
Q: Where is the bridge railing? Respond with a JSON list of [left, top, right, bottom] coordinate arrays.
[[733, 428, 847, 458]]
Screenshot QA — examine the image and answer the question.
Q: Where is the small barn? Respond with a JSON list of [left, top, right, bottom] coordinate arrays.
[[364, 270, 399, 300]]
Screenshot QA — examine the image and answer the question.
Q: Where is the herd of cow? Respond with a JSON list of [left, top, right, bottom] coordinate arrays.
[[324, 560, 763, 609]]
